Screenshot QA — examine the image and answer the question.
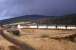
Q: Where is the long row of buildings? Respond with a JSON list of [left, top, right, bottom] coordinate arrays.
[[17, 24, 76, 29], [3, 21, 76, 30]]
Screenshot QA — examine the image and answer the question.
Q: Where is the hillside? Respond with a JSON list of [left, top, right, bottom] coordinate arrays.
[[0, 14, 76, 25], [0, 15, 59, 25]]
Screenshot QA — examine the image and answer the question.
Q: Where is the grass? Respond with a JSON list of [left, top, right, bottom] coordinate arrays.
[[0, 29, 76, 50]]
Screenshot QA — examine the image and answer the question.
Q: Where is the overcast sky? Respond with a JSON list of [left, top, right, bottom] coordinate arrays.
[[0, 0, 76, 20]]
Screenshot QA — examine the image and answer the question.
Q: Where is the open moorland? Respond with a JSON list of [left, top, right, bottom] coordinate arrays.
[[0, 29, 76, 50]]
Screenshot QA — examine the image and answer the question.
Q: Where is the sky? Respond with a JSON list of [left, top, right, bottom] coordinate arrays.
[[0, 0, 76, 20]]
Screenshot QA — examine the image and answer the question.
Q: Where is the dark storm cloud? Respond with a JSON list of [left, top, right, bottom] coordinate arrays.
[[32, 0, 76, 16], [0, 0, 76, 20], [0, 0, 33, 16]]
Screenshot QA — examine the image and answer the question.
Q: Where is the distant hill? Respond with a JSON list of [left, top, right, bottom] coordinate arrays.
[[0, 15, 56, 25], [50, 14, 76, 25], [0, 14, 76, 25]]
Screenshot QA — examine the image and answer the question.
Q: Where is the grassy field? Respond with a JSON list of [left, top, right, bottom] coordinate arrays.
[[20, 29, 76, 50], [0, 29, 76, 50]]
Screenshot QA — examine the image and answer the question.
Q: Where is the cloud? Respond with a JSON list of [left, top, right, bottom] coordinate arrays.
[[0, 0, 76, 20]]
